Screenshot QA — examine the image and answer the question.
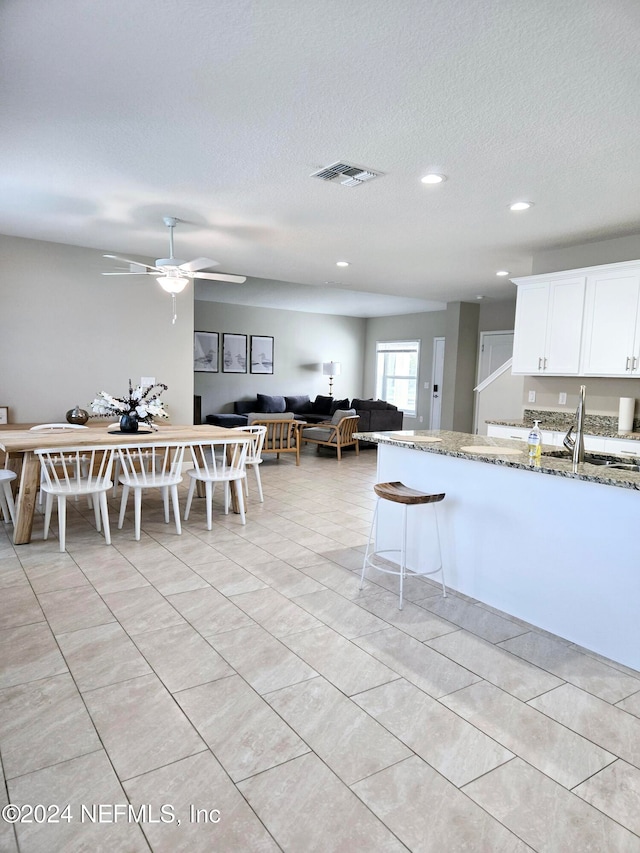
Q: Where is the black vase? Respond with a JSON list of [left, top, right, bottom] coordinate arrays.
[[119, 414, 139, 433]]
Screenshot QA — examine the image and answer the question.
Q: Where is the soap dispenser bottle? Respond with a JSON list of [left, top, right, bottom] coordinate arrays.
[[527, 420, 542, 466]]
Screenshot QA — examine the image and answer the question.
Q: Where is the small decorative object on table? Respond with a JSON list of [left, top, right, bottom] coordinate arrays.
[[66, 405, 89, 425], [90, 380, 169, 432]]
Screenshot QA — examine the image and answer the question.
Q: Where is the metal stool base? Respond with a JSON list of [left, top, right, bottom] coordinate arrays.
[[360, 487, 447, 610]]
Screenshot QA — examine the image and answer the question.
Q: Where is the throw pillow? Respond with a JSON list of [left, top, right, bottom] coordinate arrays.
[[330, 398, 350, 414], [285, 395, 312, 414], [330, 408, 356, 425], [313, 395, 334, 415], [257, 393, 286, 413]]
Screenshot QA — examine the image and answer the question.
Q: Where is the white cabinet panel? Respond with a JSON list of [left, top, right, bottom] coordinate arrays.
[[512, 277, 585, 375], [512, 284, 549, 374], [545, 278, 585, 374], [487, 424, 559, 446], [487, 424, 608, 452], [486, 425, 528, 441], [603, 437, 640, 457], [580, 271, 640, 376]]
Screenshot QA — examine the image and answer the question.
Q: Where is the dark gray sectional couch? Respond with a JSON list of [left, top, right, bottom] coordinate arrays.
[[206, 394, 403, 431]]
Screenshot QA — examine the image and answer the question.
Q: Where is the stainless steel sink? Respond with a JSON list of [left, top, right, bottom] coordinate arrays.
[[607, 463, 640, 472], [542, 450, 640, 471]]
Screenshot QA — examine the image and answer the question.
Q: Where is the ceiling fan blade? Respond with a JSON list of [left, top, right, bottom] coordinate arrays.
[[194, 272, 247, 283], [101, 271, 151, 276], [103, 253, 157, 270], [179, 257, 220, 272]]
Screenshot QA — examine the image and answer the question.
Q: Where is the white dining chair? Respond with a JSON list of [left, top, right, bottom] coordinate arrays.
[[117, 442, 185, 540], [236, 425, 267, 502], [104, 424, 162, 498], [184, 439, 249, 529], [30, 424, 90, 506], [35, 445, 115, 552], [29, 424, 89, 431], [0, 470, 17, 525]]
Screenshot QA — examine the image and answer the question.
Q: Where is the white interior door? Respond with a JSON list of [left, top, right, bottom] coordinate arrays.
[[478, 331, 514, 384], [429, 337, 445, 430]]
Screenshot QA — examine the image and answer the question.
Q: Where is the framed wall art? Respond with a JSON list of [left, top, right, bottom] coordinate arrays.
[[222, 333, 248, 373], [194, 331, 219, 372], [250, 335, 274, 374]]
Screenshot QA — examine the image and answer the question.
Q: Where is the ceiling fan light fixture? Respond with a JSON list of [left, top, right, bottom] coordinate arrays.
[[156, 275, 189, 294], [421, 173, 446, 184]]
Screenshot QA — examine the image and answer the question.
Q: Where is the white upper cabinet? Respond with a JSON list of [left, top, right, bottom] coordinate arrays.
[[580, 269, 640, 376], [511, 276, 586, 375], [512, 260, 640, 378]]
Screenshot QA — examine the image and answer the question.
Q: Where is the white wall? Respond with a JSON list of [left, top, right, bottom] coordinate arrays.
[[0, 234, 193, 423], [195, 300, 366, 416]]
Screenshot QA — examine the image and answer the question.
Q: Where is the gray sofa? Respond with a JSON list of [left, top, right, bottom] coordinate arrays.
[[206, 394, 403, 431]]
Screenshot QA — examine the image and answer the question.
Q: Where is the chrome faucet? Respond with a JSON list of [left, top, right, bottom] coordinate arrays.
[[563, 385, 586, 472]]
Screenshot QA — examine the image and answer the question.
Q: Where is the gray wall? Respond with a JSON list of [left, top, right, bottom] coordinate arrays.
[[0, 234, 193, 424], [532, 233, 640, 275], [441, 302, 480, 432], [364, 311, 448, 428], [1, 231, 519, 431], [479, 298, 516, 333], [195, 300, 366, 416]]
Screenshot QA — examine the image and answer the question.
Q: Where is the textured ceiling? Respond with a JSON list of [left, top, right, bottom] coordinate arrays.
[[1, 0, 640, 316]]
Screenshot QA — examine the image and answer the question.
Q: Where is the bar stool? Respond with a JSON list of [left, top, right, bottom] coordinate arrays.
[[360, 481, 446, 609], [0, 470, 17, 525]]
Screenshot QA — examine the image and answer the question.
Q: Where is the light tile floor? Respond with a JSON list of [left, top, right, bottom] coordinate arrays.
[[1, 445, 640, 852]]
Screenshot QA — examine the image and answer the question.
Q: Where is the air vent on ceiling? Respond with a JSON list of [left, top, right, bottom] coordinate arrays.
[[310, 161, 381, 187]]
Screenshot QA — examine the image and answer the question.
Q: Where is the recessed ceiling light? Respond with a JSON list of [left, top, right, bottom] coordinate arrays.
[[421, 173, 447, 184], [509, 201, 533, 211], [476, 295, 485, 300], [336, 261, 350, 267], [496, 270, 510, 276]]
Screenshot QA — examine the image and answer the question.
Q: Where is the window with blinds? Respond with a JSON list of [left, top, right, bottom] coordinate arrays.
[[375, 340, 420, 417]]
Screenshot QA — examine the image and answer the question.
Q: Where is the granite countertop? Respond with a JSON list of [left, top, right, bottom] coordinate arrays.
[[353, 428, 640, 491], [485, 408, 640, 440]]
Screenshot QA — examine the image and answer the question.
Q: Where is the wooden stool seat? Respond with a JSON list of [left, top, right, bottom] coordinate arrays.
[[374, 481, 445, 506], [361, 480, 447, 609]]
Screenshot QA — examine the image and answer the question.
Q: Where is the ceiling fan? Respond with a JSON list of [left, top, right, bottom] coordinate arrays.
[[102, 216, 247, 291], [102, 216, 246, 323]]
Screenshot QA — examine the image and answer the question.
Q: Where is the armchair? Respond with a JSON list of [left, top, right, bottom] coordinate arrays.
[[301, 413, 360, 460], [247, 414, 302, 466]]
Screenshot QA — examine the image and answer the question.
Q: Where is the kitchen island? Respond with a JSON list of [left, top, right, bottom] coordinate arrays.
[[355, 429, 640, 670]]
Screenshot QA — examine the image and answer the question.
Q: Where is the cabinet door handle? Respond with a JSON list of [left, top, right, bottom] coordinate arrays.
[[634, 357, 638, 370], [543, 357, 547, 370], [626, 356, 631, 371], [538, 357, 542, 370]]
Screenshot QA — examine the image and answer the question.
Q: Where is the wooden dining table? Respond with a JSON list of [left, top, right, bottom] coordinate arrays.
[[0, 423, 251, 545]]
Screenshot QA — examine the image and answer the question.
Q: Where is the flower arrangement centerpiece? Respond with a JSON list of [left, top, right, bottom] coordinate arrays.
[[90, 379, 169, 432]]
